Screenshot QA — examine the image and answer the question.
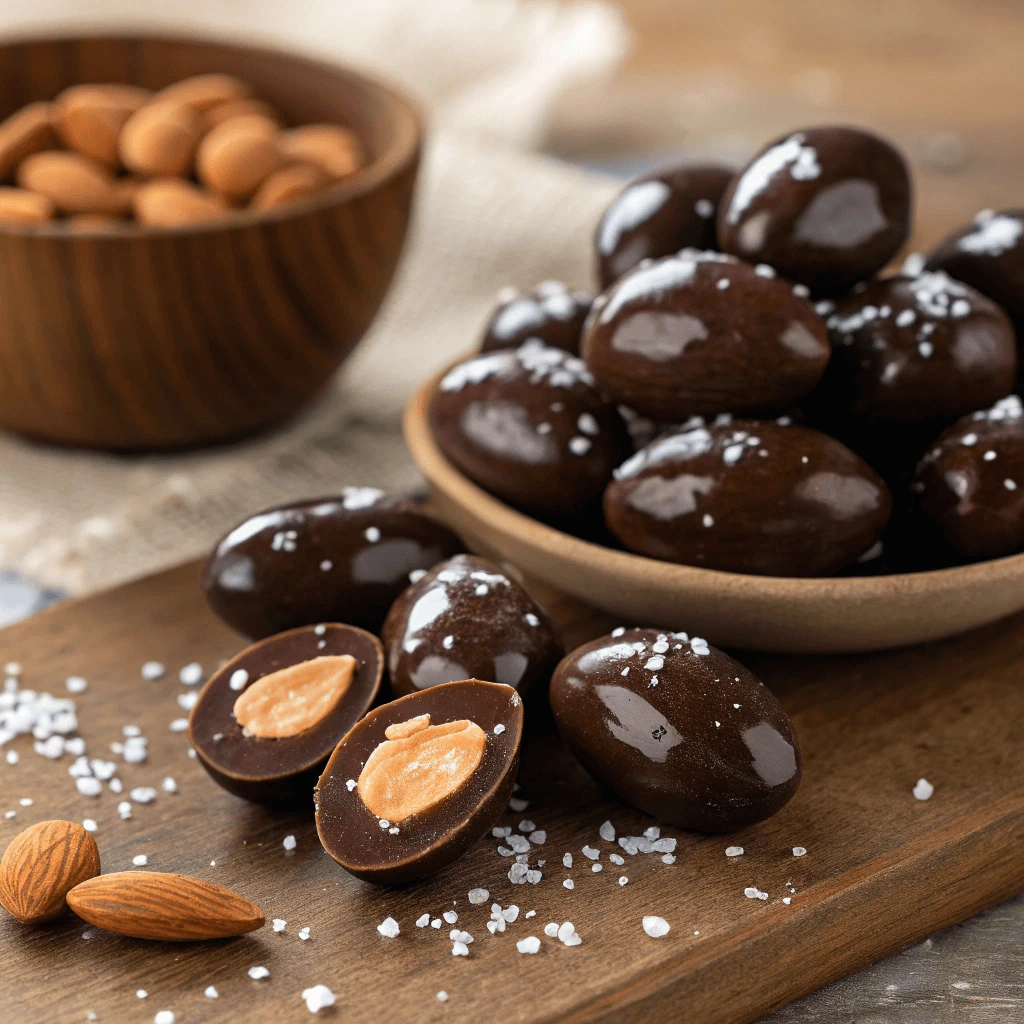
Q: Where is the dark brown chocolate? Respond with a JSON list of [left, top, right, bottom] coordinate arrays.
[[382, 554, 563, 698], [926, 210, 1024, 337], [429, 342, 631, 522], [315, 679, 523, 884], [200, 490, 464, 639], [480, 281, 594, 356], [189, 624, 383, 808], [820, 272, 1017, 427], [595, 164, 735, 288], [550, 629, 801, 831], [581, 250, 830, 421], [717, 126, 911, 296], [603, 418, 891, 576], [913, 395, 1024, 560]]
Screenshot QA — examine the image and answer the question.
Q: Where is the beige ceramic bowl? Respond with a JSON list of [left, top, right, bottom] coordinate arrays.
[[405, 367, 1024, 654]]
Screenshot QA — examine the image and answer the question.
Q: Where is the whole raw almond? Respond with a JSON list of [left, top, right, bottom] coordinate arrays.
[[251, 162, 329, 210], [133, 178, 230, 227], [54, 83, 152, 167], [0, 101, 55, 178], [0, 186, 56, 224], [197, 114, 282, 201], [157, 73, 251, 112], [278, 124, 362, 179], [205, 97, 280, 130], [17, 151, 132, 215], [66, 871, 264, 940], [119, 99, 204, 177], [0, 820, 100, 924]]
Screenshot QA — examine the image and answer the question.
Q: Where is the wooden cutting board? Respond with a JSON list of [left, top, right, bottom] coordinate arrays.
[[2, 560, 1023, 1024]]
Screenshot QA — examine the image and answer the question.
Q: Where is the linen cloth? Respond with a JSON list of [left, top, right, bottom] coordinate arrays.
[[0, 0, 628, 593]]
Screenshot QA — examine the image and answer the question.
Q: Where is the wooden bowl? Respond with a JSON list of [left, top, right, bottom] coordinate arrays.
[[0, 34, 421, 449], [406, 367, 1024, 653]]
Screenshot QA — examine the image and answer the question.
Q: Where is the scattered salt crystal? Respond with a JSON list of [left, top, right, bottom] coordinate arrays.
[[582, 845, 600, 860], [229, 670, 248, 691], [65, 676, 87, 694], [562, 853, 572, 868], [517, 936, 541, 954], [792, 846, 807, 857], [154, 1012, 174, 1024], [609, 853, 624, 865], [529, 831, 546, 845], [76, 777, 102, 797], [443, 910, 458, 924], [81, 928, 97, 939], [118, 800, 132, 819], [137, 990, 147, 999], [643, 916, 670, 938], [130, 787, 157, 804], [273, 919, 287, 932], [652, 838, 676, 853], [141, 662, 165, 681], [179, 663, 203, 686], [592, 863, 603, 873], [283, 835, 297, 851], [302, 986, 335, 1013], [82, 819, 97, 832], [618, 876, 628, 886], [346, 779, 356, 792], [204, 987, 218, 999], [661, 854, 676, 865], [377, 917, 400, 938], [783, 897, 792, 905], [507, 834, 531, 854], [468, 888, 489, 905], [726, 846, 744, 857], [451, 941, 469, 956], [109, 779, 123, 794], [558, 921, 582, 946], [599, 820, 616, 842], [299, 927, 310, 940], [133, 855, 148, 866], [913, 778, 934, 800], [563, 879, 574, 890], [19, 797, 32, 806], [493, 724, 505, 735], [509, 797, 529, 812], [416, 914, 429, 928], [248, 966, 270, 980], [169, 719, 188, 733], [431, 919, 442, 929], [176, 692, 198, 711], [744, 887, 769, 900], [162, 777, 177, 794]]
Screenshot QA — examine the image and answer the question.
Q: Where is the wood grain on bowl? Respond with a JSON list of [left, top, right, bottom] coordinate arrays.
[[405, 365, 1024, 653], [0, 35, 420, 449]]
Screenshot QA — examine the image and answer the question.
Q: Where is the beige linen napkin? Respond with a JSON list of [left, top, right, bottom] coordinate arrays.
[[0, 0, 627, 593]]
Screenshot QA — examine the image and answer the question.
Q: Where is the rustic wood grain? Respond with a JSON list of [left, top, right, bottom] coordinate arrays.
[[1, 560, 1022, 1023], [0, 35, 420, 450]]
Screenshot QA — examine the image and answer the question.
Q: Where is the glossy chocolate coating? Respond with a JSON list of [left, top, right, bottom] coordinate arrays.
[[480, 281, 594, 356], [315, 679, 523, 883], [550, 629, 801, 830], [189, 624, 383, 808], [913, 395, 1024, 560], [382, 554, 563, 698], [581, 251, 830, 421], [821, 273, 1017, 426], [927, 210, 1024, 334], [717, 126, 912, 296], [595, 164, 735, 288], [201, 490, 464, 639], [604, 418, 891, 576], [430, 342, 631, 522]]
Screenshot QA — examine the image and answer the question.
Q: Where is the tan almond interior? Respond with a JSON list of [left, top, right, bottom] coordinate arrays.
[[357, 715, 486, 822], [232, 654, 356, 738]]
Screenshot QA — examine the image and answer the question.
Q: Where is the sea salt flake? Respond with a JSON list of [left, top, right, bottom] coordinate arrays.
[[204, 986, 219, 999], [562, 853, 573, 868], [563, 879, 574, 890], [468, 888, 489, 905], [377, 917, 400, 938], [582, 845, 600, 860], [609, 853, 624, 865], [283, 835, 297, 851], [302, 985, 335, 1013], [132, 855, 148, 866], [792, 846, 807, 857], [443, 910, 458, 924], [437, 991, 449, 1003], [82, 819, 97, 833], [162, 777, 177, 794], [229, 669, 249, 691], [451, 941, 469, 956], [154, 1013, 174, 1024], [744, 887, 769, 900], [273, 919, 287, 932], [248, 965, 270, 979], [913, 778, 934, 800], [517, 936, 541, 954], [643, 916, 670, 937], [130, 787, 157, 804], [726, 846, 744, 857], [65, 676, 87, 694], [599, 820, 616, 842], [299, 927, 310, 940], [169, 719, 188, 733], [141, 662, 165, 681], [179, 663, 203, 686], [529, 830, 546, 844], [416, 914, 430, 928]]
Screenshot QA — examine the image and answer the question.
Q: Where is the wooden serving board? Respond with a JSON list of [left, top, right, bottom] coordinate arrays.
[[2, 561, 1023, 1024]]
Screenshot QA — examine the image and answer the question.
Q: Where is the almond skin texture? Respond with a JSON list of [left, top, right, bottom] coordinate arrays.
[[67, 871, 264, 940], [197, 114, 282, 201], [133, 178, 230, 228], [0, 820, 100, 924], [251, 162, 329, 210], [54, 84, 151, 167], [278, 124, 362, 179], [17, 151, 131, 215], [0, 186, 55, 224], [157, 73, 251, 112], [119, 100, 205, 177], [0, 101, 54, 178]]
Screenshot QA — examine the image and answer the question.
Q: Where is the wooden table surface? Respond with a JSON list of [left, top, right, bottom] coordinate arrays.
[[2, 560, 1024, 1023], [549, 3, 1024, 1020]]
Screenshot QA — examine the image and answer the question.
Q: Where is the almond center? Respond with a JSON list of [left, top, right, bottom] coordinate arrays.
[[357, 713, 487, 822], [232, 655, 356, 739]]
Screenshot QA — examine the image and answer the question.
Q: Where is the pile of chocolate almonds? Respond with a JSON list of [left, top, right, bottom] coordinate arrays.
[[433, 126, 1024, 576], [0, 73, 362, 228]]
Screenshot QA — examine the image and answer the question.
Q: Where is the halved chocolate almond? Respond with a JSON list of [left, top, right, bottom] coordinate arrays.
[[315, 680, 523, 884], [189, 624, 382, 808]]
